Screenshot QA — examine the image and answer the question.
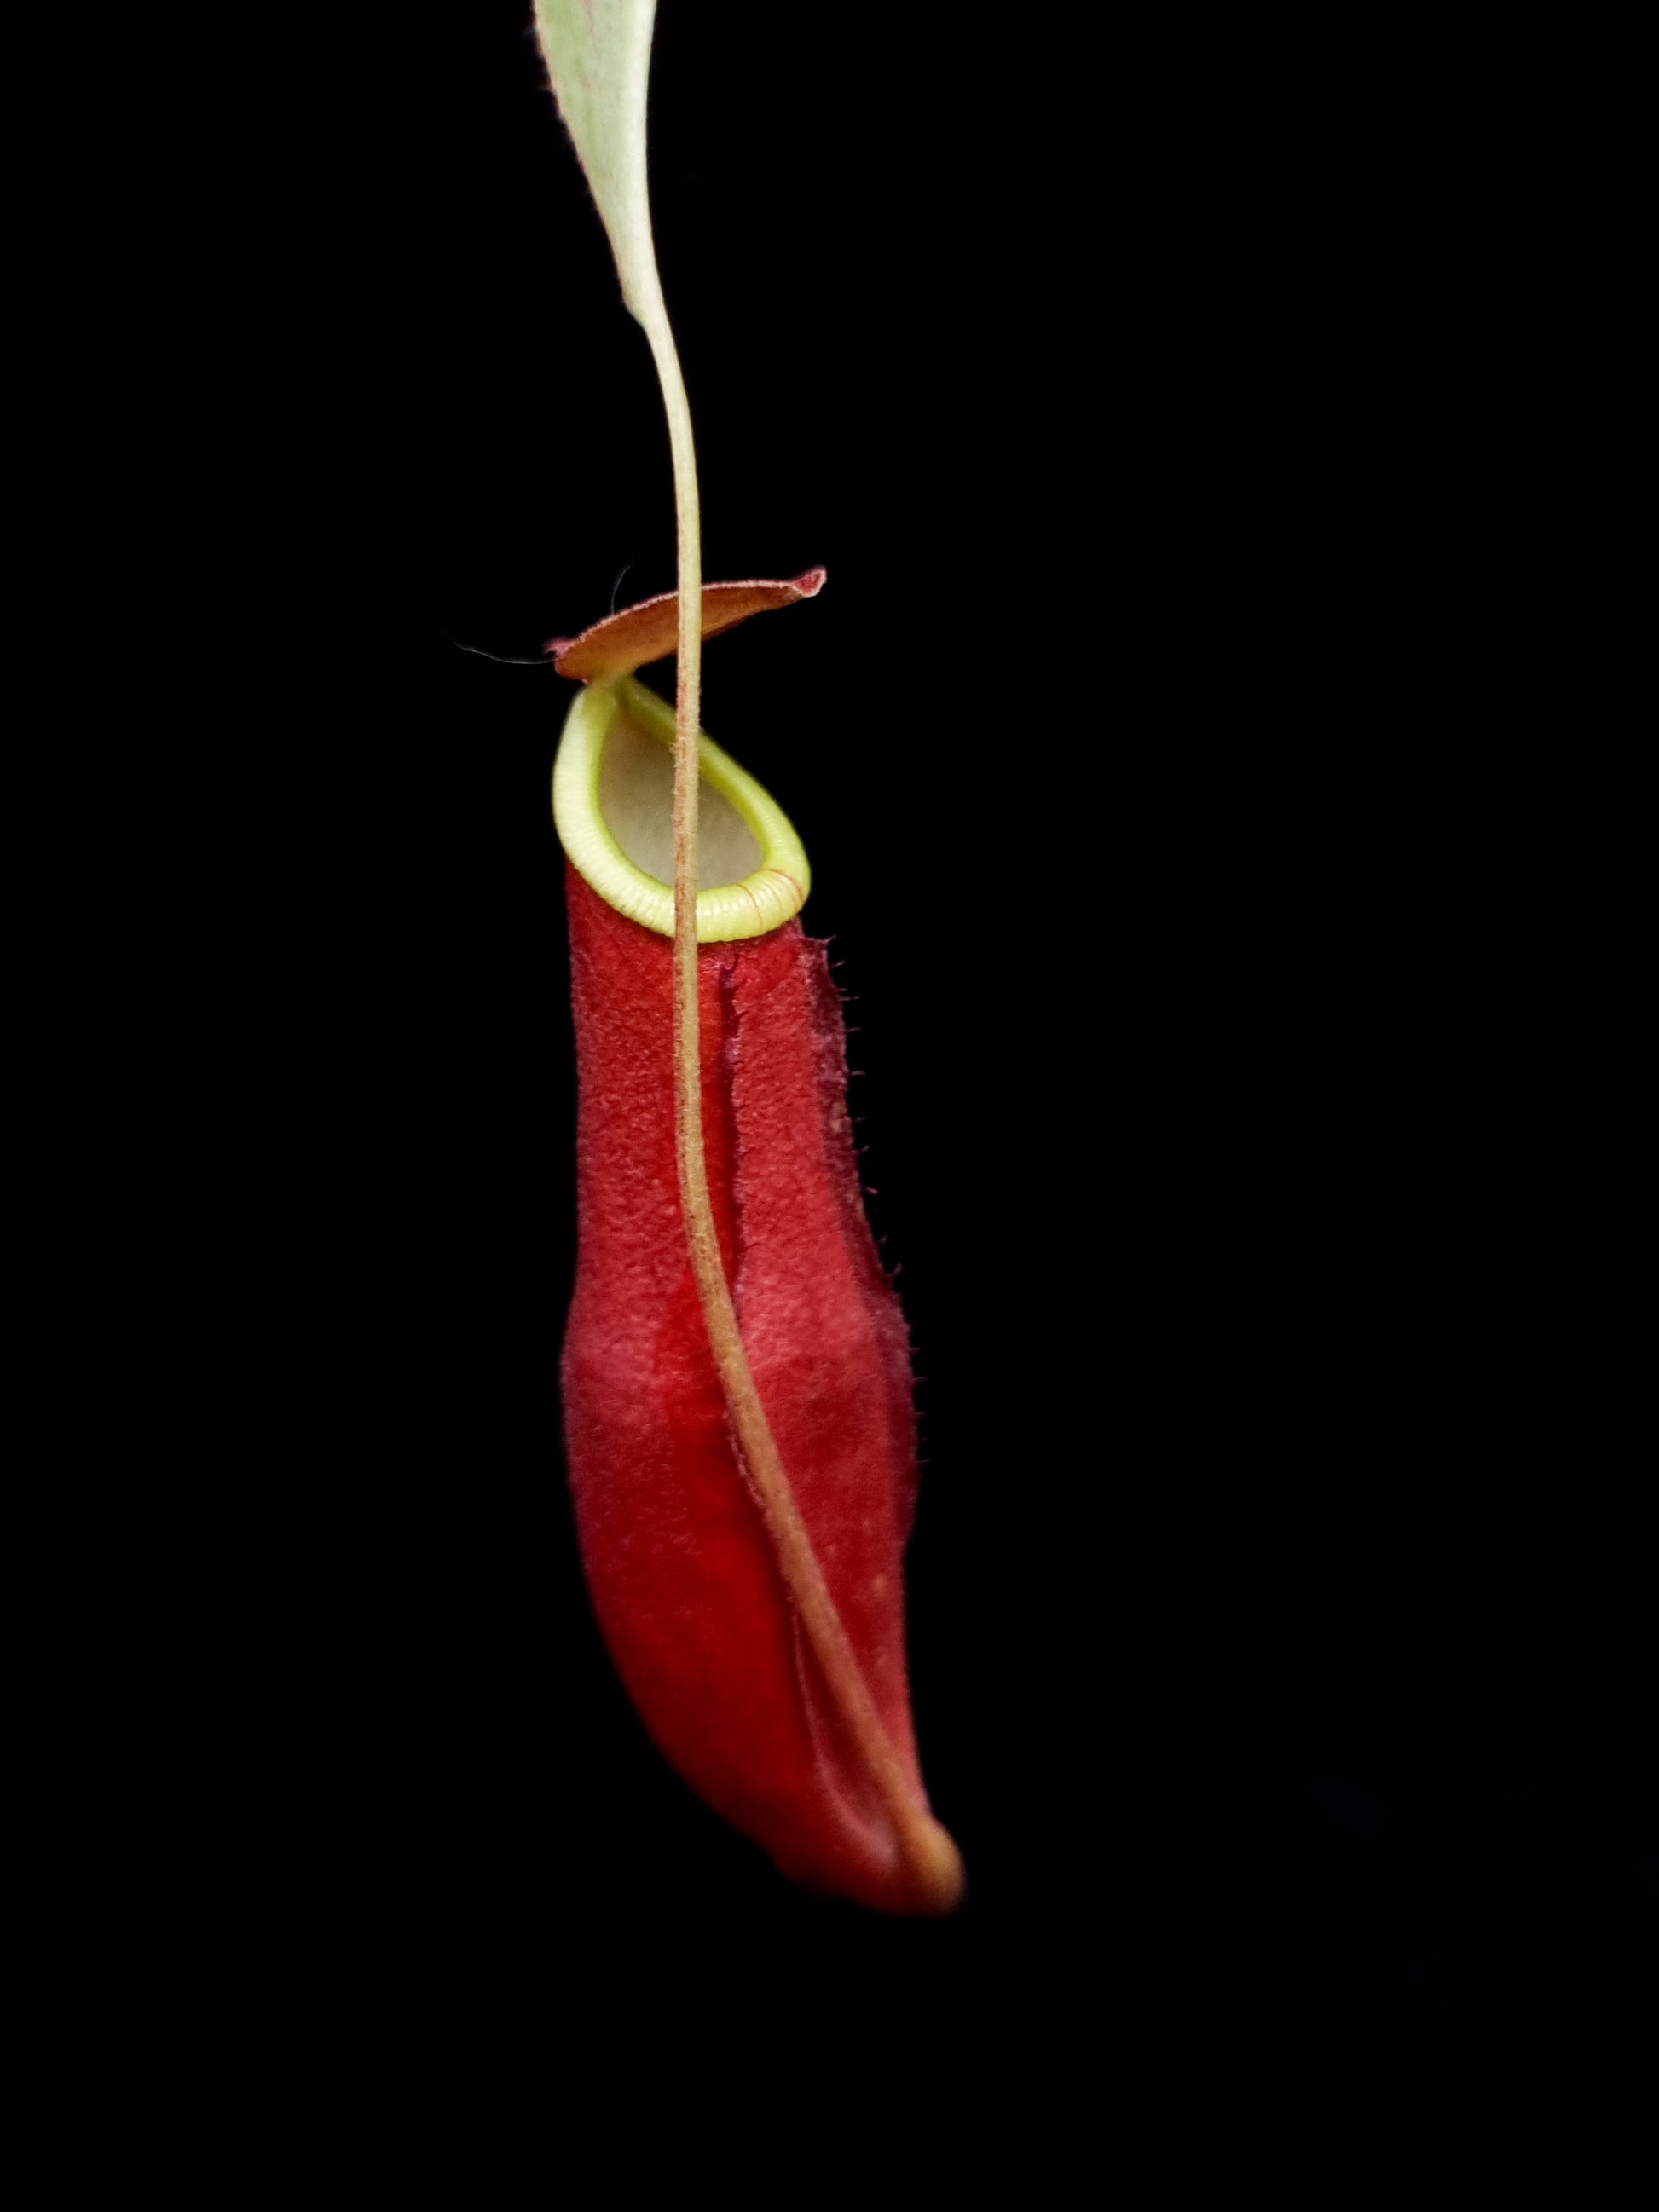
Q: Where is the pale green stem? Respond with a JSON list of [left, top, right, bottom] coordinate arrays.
[[633, 309, 961, 1912]]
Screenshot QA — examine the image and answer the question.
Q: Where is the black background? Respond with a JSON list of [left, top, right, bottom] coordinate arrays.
[[142, 0, 1650, 2164]]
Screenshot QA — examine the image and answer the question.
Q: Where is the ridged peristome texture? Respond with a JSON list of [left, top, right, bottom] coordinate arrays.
[[561, 866, 933, 1909]]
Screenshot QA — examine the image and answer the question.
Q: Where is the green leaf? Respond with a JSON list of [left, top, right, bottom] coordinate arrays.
[[533, 0, 665, 330]]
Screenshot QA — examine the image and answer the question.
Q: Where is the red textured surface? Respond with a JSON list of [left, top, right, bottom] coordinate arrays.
[[560, 865, 934, 1909], [546, 569, 825, 681]]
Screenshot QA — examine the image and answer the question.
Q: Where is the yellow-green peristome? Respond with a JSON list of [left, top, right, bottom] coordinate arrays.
[[552, 673, 811, 943]]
